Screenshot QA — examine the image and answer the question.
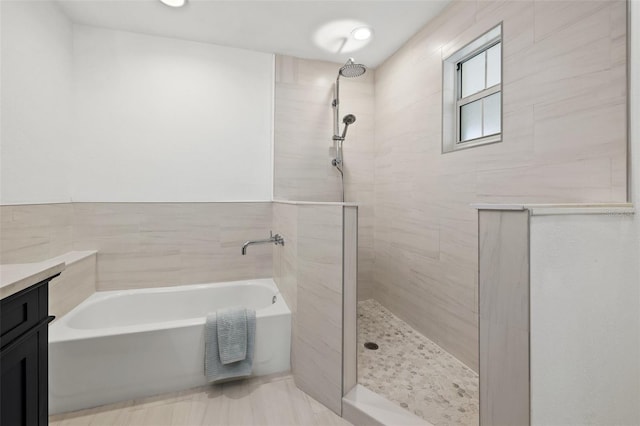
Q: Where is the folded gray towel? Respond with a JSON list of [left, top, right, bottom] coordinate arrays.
[[217, 307, 247, 365], [204, 309, 255, 383]]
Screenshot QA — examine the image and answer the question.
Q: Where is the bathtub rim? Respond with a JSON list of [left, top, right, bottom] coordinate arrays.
[[49, 278, 289, 343]]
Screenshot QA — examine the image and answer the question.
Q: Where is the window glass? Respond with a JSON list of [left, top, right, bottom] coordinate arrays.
[[483, 92, 501, 136], [486, 43, 501, 87], [461, 52, 485, 98], [460, 99, 483, 141]]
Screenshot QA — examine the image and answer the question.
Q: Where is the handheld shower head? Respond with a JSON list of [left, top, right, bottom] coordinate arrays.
[[341, 114, 357, 139], [343, 114, 356, 125]]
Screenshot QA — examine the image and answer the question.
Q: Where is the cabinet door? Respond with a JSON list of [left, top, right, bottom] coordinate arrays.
[[1, 331, 39, 426]]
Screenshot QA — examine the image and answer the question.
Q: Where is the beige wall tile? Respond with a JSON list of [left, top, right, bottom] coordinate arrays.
[[533, 0, 611, 43], [1, 202, 273, 290], [96, 250, 183, 290], [0, 203, 73, 263], [84, 202, 273, 290], [342, 206, 358, 395], [294, 205, 344, 414], [272, 202, 349, 416], [479, 210, 530, 426], [272, 202, 299, 313]]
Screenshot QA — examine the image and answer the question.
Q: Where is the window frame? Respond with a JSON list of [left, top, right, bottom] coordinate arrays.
[[442, 23, 503, 153]]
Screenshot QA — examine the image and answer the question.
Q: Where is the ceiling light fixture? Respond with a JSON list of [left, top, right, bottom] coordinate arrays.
[[352, 27, 372, 41], [160, 0, 186, 8], [314, 20, 373, 54]]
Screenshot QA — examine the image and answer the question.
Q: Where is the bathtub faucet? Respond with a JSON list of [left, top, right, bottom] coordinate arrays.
[[241, 231, 285, 255]]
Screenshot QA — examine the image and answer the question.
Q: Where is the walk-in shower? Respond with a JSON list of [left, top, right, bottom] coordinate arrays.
[[332, 58, 367, 202]]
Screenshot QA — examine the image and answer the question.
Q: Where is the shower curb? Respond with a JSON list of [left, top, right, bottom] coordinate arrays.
[[342, 385, 432, 426]]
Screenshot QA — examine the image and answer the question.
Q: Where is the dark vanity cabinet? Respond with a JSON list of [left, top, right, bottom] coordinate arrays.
[[1, 277, 57, 426]]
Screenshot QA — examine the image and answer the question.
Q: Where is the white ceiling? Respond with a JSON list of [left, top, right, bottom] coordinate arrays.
[[56, 0, 451, 68]]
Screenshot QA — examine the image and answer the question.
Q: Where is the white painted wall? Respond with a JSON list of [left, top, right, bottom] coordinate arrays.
[[0, 0, 73, 204], [1, 4, 274, 205], [71, 26, 273, 202]]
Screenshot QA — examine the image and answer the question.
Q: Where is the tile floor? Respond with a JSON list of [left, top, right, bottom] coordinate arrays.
[[49, 373, 351, 426], [358, 299, 479, 426]]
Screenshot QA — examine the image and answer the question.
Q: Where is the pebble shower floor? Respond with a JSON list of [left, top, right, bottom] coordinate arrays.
[[358, 299, 479, 426]]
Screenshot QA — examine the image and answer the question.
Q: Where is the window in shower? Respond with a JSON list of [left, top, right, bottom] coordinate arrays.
[[442, 24, 502, 153]]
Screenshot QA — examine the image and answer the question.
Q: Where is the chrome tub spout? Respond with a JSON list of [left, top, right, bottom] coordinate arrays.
[[241, 231, 285, 255]]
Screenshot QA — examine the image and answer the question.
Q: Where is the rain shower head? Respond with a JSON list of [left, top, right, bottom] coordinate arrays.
[[332, 59, 366, 147], [339, 58, 367, 78]]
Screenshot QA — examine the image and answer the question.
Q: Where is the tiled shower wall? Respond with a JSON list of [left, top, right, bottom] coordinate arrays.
[[373, 0, 627, 370], [274, 55, 375, 300], [272, 202, 351, 415], [0, 202, 272, 289]]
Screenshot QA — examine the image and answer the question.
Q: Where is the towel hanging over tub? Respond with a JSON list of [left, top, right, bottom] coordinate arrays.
[[217, 307, 248, 364], [204, 307, 255, 383]]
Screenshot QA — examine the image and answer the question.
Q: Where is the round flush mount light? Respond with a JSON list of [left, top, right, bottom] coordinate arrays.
[[352, 27, 373, 41], [314, 20, 373, 54], [160, 0, 186, 8]]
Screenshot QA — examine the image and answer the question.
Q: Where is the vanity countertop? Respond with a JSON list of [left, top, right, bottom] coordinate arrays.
[[0, 260, 66, 299]]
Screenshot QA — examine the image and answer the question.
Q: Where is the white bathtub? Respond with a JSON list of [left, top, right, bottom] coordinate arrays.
[[49, 278, 291, 414]]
